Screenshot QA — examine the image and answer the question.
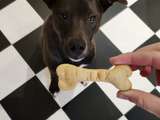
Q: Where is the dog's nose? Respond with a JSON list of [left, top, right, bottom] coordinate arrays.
[[68, 39, 86, 57]]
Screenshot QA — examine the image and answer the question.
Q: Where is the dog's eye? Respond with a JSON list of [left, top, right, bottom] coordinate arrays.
[[59, 13, 69, 20], [62, 14, 68, 20], [88, 15, 96, 23]]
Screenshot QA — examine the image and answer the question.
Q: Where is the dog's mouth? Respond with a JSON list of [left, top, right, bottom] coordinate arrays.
[[68, 56, 85, 62]]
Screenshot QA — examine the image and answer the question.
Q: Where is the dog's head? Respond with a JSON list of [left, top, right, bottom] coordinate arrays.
[[43, 0, 127, 62]]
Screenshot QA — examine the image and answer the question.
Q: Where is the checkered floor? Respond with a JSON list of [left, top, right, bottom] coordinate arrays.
[[0, 0, 160, 120]]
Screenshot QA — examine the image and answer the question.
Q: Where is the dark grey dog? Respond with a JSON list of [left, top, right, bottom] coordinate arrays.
[[41, 0, 127, 94]]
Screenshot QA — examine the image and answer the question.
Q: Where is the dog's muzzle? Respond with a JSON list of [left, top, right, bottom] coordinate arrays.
[[66, 38, 88, 62]]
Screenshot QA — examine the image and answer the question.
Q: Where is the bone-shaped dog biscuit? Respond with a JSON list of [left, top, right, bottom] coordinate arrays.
[[56, 64, 132, 91]]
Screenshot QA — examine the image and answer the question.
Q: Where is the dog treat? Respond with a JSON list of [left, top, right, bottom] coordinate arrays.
[[56, 64, 132, 91]]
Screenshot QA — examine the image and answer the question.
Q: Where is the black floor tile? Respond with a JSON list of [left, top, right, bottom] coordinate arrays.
[[125, 105, 159, 120], [130, 0, 160, 32], [27, 0, 51, 20], [14, 27, 45, 73], [100, 2, 126, 26], [0, 0, 15, 9], [63, 83, 122, 120], [93, 31, 121, 69], [0, 30, 10, 52], [1, 76, 60, 120], [151, 89, 160, 97]]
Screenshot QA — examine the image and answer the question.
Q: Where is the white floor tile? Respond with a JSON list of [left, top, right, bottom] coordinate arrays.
[[47, 109, 70, 120], [127, 0, 138, 7], [156, 86, 160, 93], [0, 0, 43, 44], [118, 115, 128, 120], [100, 8, 154, 53], [54, 82, 93, 107], [0, 104, 11, 120], [130, 70, 155, 92], [36, 67, 51, 90], [156, 29, 160, 39], [0, 46, 35, 100]]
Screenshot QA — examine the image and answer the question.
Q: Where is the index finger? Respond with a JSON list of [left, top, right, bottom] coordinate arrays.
[[110, 52, 160, 69]]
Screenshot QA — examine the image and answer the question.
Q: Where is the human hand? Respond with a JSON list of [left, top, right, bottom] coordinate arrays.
[[110, 43, 160, 117], [110, 42, 160, 85], [117, 89, 160, 118]]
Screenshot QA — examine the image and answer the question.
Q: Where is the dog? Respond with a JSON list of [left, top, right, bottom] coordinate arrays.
[[41, 0, 127, 94]]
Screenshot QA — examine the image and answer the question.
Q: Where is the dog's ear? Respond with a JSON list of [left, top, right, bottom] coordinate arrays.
[[99, 0, 128, 12], [43, 0, 54, 9]]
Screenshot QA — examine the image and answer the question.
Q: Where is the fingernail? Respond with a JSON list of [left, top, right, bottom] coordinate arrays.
[[109, 57, 115, 62], [117, 93, 129, 100]]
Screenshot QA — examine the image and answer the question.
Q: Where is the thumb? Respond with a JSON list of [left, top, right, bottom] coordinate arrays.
[[117, 89, 160, 118]]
